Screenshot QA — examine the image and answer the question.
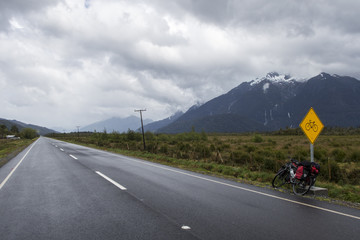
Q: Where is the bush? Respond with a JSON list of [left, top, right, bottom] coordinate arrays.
[[349, 150, 360, 162], [263, 158, 276, 171], [293, 147, 308, 161], [20, 128, 38, 139], [159, 144, 168, 154], [146, 141, 158, 153], [145, 131, 155, 141], [230, 151, 250, 165], [347, 169, 360, 185], [243, 145, 256, 153], [331, 149, 346, 162], [127, 130, 142, 141], [194, 143, 211, 158], [314, 147, 328, 163], [253, 134, 263, 143], [320, 160, 342, 183]]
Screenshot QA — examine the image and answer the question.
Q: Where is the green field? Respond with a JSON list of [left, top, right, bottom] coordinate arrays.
[[48, 129, 360, 206]]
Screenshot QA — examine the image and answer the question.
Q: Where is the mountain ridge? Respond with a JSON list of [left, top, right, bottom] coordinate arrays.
[[158, 72, 360, 133], [0, 118, 58, 135], [81, 116, 153, 133]]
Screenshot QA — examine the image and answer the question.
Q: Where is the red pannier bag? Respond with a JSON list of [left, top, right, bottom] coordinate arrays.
[[295, 166, 304, 180], [311, 162, 320, 176]]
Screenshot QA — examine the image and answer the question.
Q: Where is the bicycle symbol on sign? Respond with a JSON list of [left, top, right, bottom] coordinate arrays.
[[305, 120, 318, 132]]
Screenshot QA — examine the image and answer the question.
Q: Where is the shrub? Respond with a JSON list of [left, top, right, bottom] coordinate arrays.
[[20, 128, 38, 139], [274, 150, 285, 161], [253, 134, 263, 143], [314, 147, 328, 163], [331, 149, 346, 162], [159, 144, 168, 154], [347, 169, 360, 185], [230, 151, 251, 165], [263, 158, 276, 171], [319, 160, 342, 183], [293, 147, 308, 161], [244, 145, 256, 153], [194, 143, 211, 158], [349, 150, 360, 162], [145, 131, 155, 141], [267, 138, 276, 145], [146, 141, 158, 153], [126, 130, 136, 141], [282, 143, 292, 149]]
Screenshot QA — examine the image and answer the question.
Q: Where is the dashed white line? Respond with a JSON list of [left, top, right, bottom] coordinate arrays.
[[69, 154, 78, 160], [60, 148, 64, 152], [181, 226, 191, 230], [95, 171, 127, 190]]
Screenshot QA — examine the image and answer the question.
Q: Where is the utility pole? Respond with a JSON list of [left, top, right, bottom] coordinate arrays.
[[134, 109, 146, 150], [76, 126, 80, 138]]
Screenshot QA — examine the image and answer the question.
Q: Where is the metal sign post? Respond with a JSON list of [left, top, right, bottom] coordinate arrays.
[[310, 143, 314, 163]]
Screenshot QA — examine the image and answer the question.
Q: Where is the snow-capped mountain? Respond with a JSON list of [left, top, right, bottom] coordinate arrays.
[[250, 72, 298, 86], [158, 72, 360, 133]]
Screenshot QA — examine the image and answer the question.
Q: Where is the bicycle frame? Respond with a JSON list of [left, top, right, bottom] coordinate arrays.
[[272, 159, 317, 195]]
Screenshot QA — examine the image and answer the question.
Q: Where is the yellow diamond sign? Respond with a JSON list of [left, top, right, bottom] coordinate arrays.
[[300, 107, 324, 144]]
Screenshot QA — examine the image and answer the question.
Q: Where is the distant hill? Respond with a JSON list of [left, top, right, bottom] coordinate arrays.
[[158, 72, 360, 133], [0, 118, 58, 135], [81, 116, 153, 133]]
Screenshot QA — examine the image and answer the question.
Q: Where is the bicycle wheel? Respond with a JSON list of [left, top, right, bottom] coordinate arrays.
[[313, 124, 318, 132], [292, 177, 313, 195], [272, 169, 289, 188]]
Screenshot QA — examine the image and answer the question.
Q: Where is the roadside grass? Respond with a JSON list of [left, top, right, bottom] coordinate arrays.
[[0, 139, 35, 168], [49, 131, 360, 207], [110, 147, 360, 208]]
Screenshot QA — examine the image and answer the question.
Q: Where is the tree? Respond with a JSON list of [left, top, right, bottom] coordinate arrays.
[[21, 128, 38, 139], [10, 125, 19, 134], [0, 124, 8, 139]]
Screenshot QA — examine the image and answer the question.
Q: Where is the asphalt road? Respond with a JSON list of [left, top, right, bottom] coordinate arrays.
[[0, 137, 359, 240]]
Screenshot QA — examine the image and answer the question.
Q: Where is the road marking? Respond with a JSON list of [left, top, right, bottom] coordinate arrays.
[[125, 157, 360, 221], [69, 154, 78, 160], [181, 226, 191, 230], [95, 171, 127, 190], [52, 142, 359, 220], [0, 139, 39, 190], [60, 148, 64, 151]]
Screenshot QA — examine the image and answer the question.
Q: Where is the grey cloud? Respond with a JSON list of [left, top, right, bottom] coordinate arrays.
[[0, 0, 61, 31], [1, 0, 360, 130]]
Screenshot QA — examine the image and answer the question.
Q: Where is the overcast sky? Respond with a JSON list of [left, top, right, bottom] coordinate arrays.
[[1, 0, 360, 131]]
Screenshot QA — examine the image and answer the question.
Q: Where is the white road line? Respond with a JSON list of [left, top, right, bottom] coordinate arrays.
[[60, 148, 64, 151], [124, 157, 360, 221], [0, 139, 39, 190], [95, 171, 127, 190], [181, 226, 191, 230], [69, 154, 78, 160]]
